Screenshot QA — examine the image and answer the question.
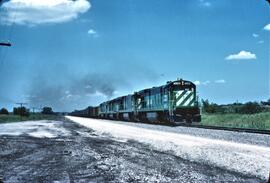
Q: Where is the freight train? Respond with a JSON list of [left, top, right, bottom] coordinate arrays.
[[70, 79, 201, 124]]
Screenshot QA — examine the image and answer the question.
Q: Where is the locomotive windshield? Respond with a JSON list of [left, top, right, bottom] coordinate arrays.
[[172, 81, 195, 91]]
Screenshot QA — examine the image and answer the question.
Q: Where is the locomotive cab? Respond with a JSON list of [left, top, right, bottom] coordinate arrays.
[[167, 80, 201, 123]]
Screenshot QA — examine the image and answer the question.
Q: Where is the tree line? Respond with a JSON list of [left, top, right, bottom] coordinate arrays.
[[201, 99, 270, 114], [0, 107, 54, 116]]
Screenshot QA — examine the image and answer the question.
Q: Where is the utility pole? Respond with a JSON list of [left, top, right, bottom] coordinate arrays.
[[31, 107, 41, 114], [16, 103, 28, 121], [0, 42, 11, 47]]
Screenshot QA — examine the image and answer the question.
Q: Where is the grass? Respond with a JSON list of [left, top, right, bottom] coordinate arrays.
[[0, 114, 63, 124], [201, 112, 270, 130]]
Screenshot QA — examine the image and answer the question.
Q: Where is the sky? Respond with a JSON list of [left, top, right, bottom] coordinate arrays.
[[0, 0, 269, 112]]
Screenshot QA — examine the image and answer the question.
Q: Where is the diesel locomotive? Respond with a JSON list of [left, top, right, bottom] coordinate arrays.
[[71, 79, 201, 124]]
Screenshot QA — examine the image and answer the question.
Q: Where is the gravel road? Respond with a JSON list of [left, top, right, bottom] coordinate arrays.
[[0, 119, 269, 183]]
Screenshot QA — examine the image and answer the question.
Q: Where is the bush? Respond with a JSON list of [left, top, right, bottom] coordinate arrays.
[[13, 107, 30, 117], [201, 99, 265, 114], [0, 108, 9, 115], [201, 99, 224, 113], [41, 107, 54, 115], [239, 102, 263, 114], [261, 99, 270, 105]]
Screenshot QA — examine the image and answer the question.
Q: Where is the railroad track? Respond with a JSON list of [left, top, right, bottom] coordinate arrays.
[[69, 116, 270, 135], [177, 123, 270, 135]]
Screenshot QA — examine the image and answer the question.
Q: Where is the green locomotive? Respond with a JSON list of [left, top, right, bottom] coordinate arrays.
[[73, 78, 201, 124]]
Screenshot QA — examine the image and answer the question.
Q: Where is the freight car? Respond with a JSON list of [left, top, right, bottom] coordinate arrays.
[[70, 106, 99, 118], [71, 79, 201, 124]]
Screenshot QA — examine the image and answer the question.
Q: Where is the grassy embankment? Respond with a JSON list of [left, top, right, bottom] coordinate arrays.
[[201, 112, 270, 130], [0, 114, 63, 124]]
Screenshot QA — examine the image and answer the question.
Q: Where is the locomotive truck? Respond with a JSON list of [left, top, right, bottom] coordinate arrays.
[[70, 78, 201, 124]]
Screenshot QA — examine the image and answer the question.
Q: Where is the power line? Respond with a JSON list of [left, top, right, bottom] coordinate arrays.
[[0, 0, 17, 69], [0, 42, 11, 69], [16, 102, 28, 107], [0, 42, 11, 47]]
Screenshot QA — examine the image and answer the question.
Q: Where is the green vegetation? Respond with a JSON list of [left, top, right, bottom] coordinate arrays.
[[201, 99, 270, 114], [201, 112, 270, 130], [0, 108, 9, 115], [13, 107, 30, 117], [0, 106, 60, 124], [0, 114, 63, 124], [200, 99, 270, 130], [41, 107, 54, 115]]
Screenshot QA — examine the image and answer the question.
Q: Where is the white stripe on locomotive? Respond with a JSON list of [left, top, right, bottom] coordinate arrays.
[[175, 91, 195, 106], [183, 93, 194, 106], [175, 91, 186, 106], [176, 91, 189, 106], [175, 90, 184, 98]]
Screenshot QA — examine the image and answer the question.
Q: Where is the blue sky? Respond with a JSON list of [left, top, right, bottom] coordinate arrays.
[[0, 0, 269, 111]]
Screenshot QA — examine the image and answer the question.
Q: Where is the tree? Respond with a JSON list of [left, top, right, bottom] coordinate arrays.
[[13, 107, 18, 115], [201, 99, 221, 113], [239, 102, 262, 114], [0, 108, 9, 115], [242, 102, 262, 114], [13, 107, 30, 117], [261, 99, 270, 106], [41, 107, 54, 115]]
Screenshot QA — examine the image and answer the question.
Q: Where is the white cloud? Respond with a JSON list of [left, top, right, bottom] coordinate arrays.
[[66, 94, 73, 99], [263, 23, 270, 31], [225, 51, 256, 60], [215, 79, 226, 84], [87, 29, 96, 35], [252, 33, 259, 38], [86, 91, 106, 98], [0, 0, 91, 26], [194, 81, 200, 85], [195, 80, 226, 85], [194, 80, 210, 86], [65, 90, 70, 94], [87, 28, 99, 38], [202, 81, 210, 85], [257, 40, 264, 44], [85, 85, 92, 89], [199, 0, 211, 7]]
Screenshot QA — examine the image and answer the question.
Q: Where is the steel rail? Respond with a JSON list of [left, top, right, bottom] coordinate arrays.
[[176, 123, 270, 135]]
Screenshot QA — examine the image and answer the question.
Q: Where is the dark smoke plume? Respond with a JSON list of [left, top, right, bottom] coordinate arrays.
[[27, 64, 159, 112]]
